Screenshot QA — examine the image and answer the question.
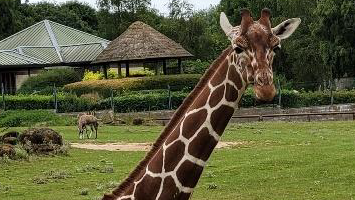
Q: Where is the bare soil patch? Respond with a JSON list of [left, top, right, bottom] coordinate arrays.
[[71, 141, 249, 152]]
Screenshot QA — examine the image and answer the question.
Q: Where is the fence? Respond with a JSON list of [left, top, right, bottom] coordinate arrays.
[[1, 79, 355, 113]]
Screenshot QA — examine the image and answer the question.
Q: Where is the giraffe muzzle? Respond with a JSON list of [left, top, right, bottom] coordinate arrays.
[[253, 84, 276, 102]]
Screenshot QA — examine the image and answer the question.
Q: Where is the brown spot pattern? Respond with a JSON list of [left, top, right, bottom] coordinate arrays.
[[179, 193, 191, 200], [225, 83, 239, 102], [164, 141, 185, 172], [209, 85, 225, 108], [176, 160, 204, 188], [182, 109, 207, 139], [134, 175, 161, 200], [211, 105, 235, 135], [191, 86, 210, 109], [158, 176, 179, 200], [210, 60, 228, 87], [188, 127, 218, 161], [228, 66, 243, 89], [125, 185, 134, 196], [165, 126, 180, 145], [148, 148, 163, 173]]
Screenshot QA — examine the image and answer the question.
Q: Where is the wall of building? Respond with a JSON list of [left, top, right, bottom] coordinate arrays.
[[15, 69, 42, 90]]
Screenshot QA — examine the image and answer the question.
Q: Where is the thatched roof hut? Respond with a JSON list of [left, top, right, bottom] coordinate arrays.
[[93, 21, 193, 77]]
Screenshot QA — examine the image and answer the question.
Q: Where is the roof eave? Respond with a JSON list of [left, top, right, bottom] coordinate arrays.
[[92, 54, 194, 65]]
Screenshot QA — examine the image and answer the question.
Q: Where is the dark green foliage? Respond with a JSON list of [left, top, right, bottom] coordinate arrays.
[[184, 60, 211, 74], [17, 69, 81, 95], [0, 110, 76, 127], [63, 74, 201, 98], [98, 91, 188, 113], [4, 90, 355, 113], [0, 94, 94, 113]]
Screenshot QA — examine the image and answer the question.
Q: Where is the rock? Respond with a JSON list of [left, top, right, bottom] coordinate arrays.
[[2, 131, 19, 141], [19, 128, 63, 146], [19, 128, 64, 153], [0, 144, 15, 158], [132, 118, 144, 125], [3, 137, 17, 145]]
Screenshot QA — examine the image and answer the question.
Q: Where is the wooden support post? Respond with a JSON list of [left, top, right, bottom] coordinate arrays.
[[178, 58, 182, 74], [117, 63, 122, 77], [103, 65, 108, 79], [126, 62, 130, 77], [258, 115, 263, 122], [27, 68, 31, 77], [1, 83, 5, 111], [163, 60, 167, 75]]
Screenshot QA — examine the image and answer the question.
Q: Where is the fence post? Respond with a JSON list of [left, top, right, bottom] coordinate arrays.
[[277, 79, 281, 107], [330, 80, 334, 106], [168, 85, 172, 110], [1, 83, 5, 111], [53, 84, 58, 113], [111, 89, 114, 113]]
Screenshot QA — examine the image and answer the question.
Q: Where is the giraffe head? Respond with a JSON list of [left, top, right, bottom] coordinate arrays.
[[220, 8, 301, 101]]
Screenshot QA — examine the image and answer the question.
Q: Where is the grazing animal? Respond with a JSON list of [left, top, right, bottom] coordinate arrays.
[[77, 113, 98, 139], [101, 9, 300, 200]]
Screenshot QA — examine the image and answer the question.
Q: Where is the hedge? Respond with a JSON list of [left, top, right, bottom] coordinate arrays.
[[3, 90, 355, 113], [63, 74, 202, 98], [0, 94, 94, 113], [97, 91, 188, 113], [17, 69, 81, 95]]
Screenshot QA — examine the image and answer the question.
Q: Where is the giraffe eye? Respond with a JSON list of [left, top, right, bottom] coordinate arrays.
[[235, 46, 244, 54]]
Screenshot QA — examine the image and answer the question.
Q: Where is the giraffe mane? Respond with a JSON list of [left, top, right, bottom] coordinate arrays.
[[105, 46, 233, 199]]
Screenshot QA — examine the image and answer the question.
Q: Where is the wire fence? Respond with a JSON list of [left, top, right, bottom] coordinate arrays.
[[1, 78, 355, 113]]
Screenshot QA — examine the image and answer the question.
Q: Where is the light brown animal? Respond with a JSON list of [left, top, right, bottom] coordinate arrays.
[[77, 113, 98, 139]]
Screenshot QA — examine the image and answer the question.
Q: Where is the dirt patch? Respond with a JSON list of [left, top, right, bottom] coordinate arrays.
[[71, 141, 249, 152]]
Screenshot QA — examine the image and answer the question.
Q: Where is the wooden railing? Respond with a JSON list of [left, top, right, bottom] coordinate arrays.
[[154, 111, 355, 122]]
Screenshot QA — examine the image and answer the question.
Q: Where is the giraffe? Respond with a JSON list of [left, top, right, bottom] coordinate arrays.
[[102, 8, 301, 200]]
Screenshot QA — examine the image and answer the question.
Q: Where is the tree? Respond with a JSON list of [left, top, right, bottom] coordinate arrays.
[[0, 0, 21, 40], [311, 0, 355, 78], [96, 0, 157, 40]]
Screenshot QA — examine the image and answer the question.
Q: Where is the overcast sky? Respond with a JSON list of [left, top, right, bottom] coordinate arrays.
[[22, 0, 220, 15]]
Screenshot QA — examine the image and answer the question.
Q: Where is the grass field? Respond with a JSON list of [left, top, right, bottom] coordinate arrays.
[[1, 121, 355, 200]]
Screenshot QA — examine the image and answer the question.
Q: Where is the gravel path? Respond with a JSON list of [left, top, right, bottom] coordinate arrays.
[[71, 141, 247, 152]]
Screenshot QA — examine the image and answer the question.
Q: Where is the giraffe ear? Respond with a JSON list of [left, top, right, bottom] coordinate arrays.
[[220, 12, 233, 38], [272, 18, 301, 40]]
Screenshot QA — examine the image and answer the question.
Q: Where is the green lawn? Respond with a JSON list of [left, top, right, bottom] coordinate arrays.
[[1, 121, 355, 200]]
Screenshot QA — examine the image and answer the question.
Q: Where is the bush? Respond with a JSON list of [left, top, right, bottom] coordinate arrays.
[[18, 69, 81, 95], [64, 74, 201, 98], [3, 89, 355, 113], [0, 94, 95, 113], [183, 59, 211, 74], [0, 110, 76, 127], [97, 91, 188, 113], [82, 69, 119, 81]]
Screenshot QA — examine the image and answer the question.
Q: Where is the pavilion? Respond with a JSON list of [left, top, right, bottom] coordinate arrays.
[[93, 21, 193, 77], [0, 20, 109, 93]]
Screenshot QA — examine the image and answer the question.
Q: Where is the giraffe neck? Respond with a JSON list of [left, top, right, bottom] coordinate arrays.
[[103, 48, 248, 200]]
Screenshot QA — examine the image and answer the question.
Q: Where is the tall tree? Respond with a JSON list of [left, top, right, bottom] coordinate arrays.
[[0, 0, 21, 40], [311, 0, 355, 78]]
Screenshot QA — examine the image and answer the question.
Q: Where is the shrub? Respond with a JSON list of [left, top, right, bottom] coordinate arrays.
[[18, 69, 81, 95], [97, 91, 188, 113], [3, 89, 355, 113], [183, 59, 211, 74], [82, 69, 119, 81], [0, 94, 95, 113], [64, 74, 202, 98]]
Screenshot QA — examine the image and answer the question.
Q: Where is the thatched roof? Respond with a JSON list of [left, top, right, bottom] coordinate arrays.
[[93, 21, 193, 64]]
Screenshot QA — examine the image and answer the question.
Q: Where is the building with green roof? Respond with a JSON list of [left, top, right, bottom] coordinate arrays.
[[0, 20, 110, 93]]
